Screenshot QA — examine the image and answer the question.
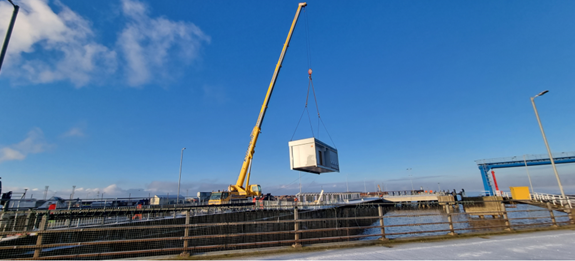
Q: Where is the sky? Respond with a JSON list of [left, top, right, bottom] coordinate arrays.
[[1, 0, 575, 199]]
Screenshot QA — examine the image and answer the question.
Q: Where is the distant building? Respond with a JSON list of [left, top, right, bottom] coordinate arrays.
[[150, 195, 184, 205]]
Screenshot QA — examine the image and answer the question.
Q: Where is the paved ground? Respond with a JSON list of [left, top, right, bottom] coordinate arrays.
[[245, 230, 575, 260]]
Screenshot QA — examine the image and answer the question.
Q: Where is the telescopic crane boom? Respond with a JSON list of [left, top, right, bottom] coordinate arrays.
[[228, 2, 307, 198]]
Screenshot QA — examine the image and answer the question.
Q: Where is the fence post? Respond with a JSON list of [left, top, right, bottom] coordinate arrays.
[[181, 211, 191, 257], [378, 205, 388, 240], [33, 214, 48, 258], [292, 206, 301, 248], [500, 202, 512, 231], [65, 212, 71, 228], [547, 202, 557, 227], [24, 210, 32, 232], [446, 203, 456, 235]]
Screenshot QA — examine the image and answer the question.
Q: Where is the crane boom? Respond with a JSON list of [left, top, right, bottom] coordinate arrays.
[[230, 2, 307, 195]]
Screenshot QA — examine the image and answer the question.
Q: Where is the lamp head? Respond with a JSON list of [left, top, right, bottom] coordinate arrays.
[[534, 90, 549, 98]]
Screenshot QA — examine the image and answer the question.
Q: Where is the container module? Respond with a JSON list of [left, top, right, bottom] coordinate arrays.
[[289, 137, 339, 174], [509, 186, 530, 200]]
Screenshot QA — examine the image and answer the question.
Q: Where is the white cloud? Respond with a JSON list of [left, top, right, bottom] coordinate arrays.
[[61, 127, 84, 137], [118, 0, 210, 86], [0, 0, 117, 87], [203, 85, 229, 104], [0, 0, 209, 88], [0, 128, 53, 163]]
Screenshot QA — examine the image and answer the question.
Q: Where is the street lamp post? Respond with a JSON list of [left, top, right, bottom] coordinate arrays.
[[407, 168, 414, 191], [346, 173, 349, 192], [530, 90, 566, 201], [177, 148, 186, 205], [0, 0, 19, 74]]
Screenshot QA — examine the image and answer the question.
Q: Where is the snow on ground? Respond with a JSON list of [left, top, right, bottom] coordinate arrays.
[[249, 230, 575, 260]]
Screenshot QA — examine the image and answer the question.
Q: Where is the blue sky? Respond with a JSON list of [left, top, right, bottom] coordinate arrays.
[[1, 0, 575, 198]]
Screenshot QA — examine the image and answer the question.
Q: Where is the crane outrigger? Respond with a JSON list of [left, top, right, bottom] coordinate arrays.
[[209, 3, 307, 205]]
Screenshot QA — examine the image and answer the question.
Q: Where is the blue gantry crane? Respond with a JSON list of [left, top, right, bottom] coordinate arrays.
[[476, 152, 575, 195]]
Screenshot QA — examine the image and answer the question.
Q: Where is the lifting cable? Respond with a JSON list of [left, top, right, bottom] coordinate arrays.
[[290, 9, 337, 148]]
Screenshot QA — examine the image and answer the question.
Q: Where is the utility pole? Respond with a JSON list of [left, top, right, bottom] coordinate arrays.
[[70, 185, 76, 199], [43, 186, 49, 200], [299, 173, 302, 194], [177, 147, 186, 205], [407, 168, 414, 191], [0, 0, 19, 74], [346, 173, 349, 192]]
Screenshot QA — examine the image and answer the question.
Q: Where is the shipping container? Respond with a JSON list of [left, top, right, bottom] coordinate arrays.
[[289, 137, 339, 174]]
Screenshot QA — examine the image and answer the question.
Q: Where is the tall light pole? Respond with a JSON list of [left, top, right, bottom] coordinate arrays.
[[531, 90, 566, 200], [346, 173, 349, 192], [522, 155, 535, 195], [299, 173, 302, 194], [437, 183, 441, 192], [70, 185, 76, 200], [0, 0, 19, 74], [407, 168, 414, 191], [177, 147, 186, 205]]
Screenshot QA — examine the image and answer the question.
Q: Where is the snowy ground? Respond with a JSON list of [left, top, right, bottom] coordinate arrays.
[[247, 230, 575, 260]]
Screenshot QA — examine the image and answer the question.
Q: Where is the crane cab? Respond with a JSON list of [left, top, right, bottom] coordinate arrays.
[[208, 191, 249, 205], [250, 185, 262, 196], [208, 192, 231, 205]]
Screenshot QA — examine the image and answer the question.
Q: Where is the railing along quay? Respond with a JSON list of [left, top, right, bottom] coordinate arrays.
[[0, 200, 573, 260], [531, 192, 573, 208]]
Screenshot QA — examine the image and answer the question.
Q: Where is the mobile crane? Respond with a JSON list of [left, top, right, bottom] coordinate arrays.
[[209, 2, 307, 205]]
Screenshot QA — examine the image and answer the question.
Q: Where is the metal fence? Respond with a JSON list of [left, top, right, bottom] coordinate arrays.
[[0, 200, 573, 260], [531, 192, 573, 208]]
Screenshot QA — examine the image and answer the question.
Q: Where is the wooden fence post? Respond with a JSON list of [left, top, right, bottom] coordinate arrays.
[[33, 214, 47, 259], [378, 205, 387, 240], [446, 203, 456, 235], [292, 207, 301, 248], [547, 202, 557, 227], [500, 202, 512, 231], [24, 210, 32, 232], [181, 211, 191, 257]]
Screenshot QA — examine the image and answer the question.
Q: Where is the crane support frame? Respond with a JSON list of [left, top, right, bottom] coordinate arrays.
[[476, 153, 575, 195]]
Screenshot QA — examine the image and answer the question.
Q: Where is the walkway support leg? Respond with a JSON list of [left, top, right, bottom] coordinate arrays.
[[568, 208, 575, 225], [446, 204, 456, 235], [547, 202, 557, 227], [500, 202, 512, 231]]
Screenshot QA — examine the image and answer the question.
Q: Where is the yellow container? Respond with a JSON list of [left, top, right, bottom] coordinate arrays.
[[509, 186, 531, 200]]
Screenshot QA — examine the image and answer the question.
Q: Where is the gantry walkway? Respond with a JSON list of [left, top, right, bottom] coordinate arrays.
[[475, 151, 575, 195]]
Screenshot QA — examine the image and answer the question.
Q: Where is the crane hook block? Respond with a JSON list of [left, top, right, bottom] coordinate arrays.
[[308, 68, 312, 76]]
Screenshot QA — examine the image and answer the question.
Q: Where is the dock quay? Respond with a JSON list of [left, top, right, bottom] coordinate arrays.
[[0, 196, 573, 260]]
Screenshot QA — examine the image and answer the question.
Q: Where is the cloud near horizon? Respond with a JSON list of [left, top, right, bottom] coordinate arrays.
[[0, 128, 53, 163], [0, 0, 210, 88]]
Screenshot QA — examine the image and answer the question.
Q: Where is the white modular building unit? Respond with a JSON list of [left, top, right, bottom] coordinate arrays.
[[289, 137, 339, 174]]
